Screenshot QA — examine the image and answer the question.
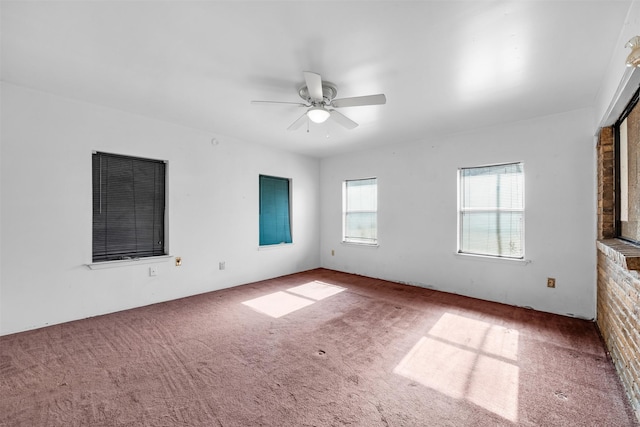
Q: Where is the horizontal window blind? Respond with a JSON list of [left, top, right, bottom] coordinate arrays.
[[459, 163, 524, 258], [93, 152, 166, 262]]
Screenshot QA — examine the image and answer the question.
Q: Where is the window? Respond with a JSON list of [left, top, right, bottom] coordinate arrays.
[[458, 163, 524, 259], [92, 152, 166, 262], [615, 88, 640, 243], [343, 178, 378, 245], [259, 175, 292, 246]]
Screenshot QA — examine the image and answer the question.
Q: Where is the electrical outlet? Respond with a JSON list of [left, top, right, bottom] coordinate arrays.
[[547, 277, 556, 288], [331, 249, 335, 256], [219, 261, 225, 270], [175, 257, 182, 266], [149, 266, 158, 276]]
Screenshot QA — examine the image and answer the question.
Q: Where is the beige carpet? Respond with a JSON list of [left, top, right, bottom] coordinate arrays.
[[1, 268, 637, 426]]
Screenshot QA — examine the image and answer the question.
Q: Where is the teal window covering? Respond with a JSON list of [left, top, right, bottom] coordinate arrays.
[[259, 175, 292, 246]]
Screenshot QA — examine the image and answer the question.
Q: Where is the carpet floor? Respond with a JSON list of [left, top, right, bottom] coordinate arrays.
[[1, 268, 637, 426]]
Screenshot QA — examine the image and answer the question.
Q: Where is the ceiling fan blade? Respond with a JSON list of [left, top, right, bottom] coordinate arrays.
[[303, 71, 324, 102], [329, 110, 358, 129], [332, 94, 386, 108], [287, 112, 308, 131], [251, 100, 308, 106]]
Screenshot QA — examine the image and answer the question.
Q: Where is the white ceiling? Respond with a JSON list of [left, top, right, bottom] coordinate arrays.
[[1, 1, 632, 158]]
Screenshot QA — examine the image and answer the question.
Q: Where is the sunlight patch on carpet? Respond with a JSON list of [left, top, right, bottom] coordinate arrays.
[[242, 281, 346, 318], [393, 313, 519, 422], [428, 313, 519, 361], [287, 281, 346, 300], [242, 291, 314, 318]]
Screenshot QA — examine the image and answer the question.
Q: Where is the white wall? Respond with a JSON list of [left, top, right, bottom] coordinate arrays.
[[0, 82, 320, 335], [320, 108, 597, 319]]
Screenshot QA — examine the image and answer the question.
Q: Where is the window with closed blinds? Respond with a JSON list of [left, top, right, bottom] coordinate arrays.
[[259, 175, 292, 246], [459, 163, 524, 259], [92, 152, 166, 262], [343, 178, 378, 245]]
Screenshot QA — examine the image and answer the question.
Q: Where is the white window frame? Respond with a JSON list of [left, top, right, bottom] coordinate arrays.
[[342, 177, 378, 246], [457, 162, 524, 260]]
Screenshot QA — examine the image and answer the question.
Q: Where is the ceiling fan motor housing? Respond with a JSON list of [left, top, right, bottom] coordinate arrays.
[[298, 82, 337, 106]]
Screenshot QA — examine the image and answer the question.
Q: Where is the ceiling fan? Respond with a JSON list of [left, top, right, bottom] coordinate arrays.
[[252, 71, 386, 131]]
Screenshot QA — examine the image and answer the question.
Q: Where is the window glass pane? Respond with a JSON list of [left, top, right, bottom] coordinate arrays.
[[346, 178, 377, 211], [617, 92, 640, 242], [461, 163, 523, 210], [460, 211, 523, 258], [345, 212, 377, 243]]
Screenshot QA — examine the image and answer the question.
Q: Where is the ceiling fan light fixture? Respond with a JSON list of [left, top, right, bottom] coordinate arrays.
[[626, 36, 640, 68], [307, 107, 330, 123]]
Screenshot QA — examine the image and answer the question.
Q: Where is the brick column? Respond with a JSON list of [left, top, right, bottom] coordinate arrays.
[[597, 126, 615, 239]]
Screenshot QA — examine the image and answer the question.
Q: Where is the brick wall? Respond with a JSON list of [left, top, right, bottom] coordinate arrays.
[[596, 127, 640, 421]]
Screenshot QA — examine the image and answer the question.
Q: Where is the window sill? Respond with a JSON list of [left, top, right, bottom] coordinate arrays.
[[258, 243, 294, 251], [341, 241, 379, 248], [86, 255, 173, 270], [597, 239, 640, 271], [455, 252, 531, 264]]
